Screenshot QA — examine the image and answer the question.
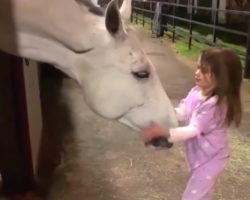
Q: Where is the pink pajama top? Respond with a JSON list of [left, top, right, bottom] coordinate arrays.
[[169, 86, 229, 170]]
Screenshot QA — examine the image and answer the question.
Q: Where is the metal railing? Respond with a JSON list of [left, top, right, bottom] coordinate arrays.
[[131, 0, 250, 78]]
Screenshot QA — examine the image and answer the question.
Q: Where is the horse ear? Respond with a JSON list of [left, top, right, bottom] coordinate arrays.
[[105, 0, 124, 37], [120, 0, 132, 23]]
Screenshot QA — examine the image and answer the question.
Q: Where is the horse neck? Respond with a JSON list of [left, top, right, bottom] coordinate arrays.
[[0, 0, 105, 79]]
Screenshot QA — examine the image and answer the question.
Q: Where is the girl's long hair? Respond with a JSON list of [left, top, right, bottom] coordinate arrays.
[[200, 48, 242, 127]]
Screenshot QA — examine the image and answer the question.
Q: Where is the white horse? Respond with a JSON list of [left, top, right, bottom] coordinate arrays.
[[0, 0, 177, 131]]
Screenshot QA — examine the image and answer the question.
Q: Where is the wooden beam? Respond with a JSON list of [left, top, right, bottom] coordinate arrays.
[[0, 52, 35, 194]]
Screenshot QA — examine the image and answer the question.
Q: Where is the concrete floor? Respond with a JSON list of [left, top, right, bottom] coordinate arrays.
[[36, 27, 250, 200]]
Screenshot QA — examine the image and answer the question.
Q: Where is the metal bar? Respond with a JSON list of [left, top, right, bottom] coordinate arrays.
[[133, 7, 154, 14], [132, 1, 249, 78], [167, 14, 247, 36], [150, 1, 153, 29], [133, 0, 250, 16], [172, 0, 176, 42], [245, 16, 250, 78], [142, 2, 145, 27], [133, 7, 247, 37], [130, 1, 133, 23], [188, 0, 194, 49], [212, 0, 220, 45], [164, 24, 245, 55], [136, 9, 138, 24]]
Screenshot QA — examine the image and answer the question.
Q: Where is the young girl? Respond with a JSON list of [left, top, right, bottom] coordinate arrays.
[[140, 47, 243, 200]]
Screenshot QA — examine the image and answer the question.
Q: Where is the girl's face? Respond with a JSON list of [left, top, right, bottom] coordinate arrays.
[[195, 56, 215, 95]]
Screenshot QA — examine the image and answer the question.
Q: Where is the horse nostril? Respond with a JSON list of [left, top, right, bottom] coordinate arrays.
[[132, 70, 150, 79]]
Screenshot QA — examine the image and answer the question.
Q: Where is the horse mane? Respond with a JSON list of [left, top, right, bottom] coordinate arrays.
[[76, 0, 105, 16]]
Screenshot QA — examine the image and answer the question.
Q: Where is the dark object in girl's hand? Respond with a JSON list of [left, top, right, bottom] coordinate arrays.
[[145, 136, 173, 148]]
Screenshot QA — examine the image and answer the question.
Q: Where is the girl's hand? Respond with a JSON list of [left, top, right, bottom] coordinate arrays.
[[139, 122, 169, 144]]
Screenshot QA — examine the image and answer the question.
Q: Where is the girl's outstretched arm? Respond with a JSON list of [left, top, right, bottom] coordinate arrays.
[[139, 122, 199, 144], [168, 125, 200, 142]]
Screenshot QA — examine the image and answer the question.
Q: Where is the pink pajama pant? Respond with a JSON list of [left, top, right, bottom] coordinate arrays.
[[182, 157, 228, 200]]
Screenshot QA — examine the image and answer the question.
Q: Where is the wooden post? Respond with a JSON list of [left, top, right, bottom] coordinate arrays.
[[0, 53, 35, 194]]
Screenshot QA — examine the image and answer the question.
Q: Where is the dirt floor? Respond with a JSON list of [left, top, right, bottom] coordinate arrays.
[[6, 26, 250, 200]]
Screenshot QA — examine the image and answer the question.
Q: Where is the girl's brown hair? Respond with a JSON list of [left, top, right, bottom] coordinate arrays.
[[200, 47, 242, 127]]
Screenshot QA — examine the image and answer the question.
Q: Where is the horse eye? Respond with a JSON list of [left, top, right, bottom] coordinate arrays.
[[132, 70, 150, 79]]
